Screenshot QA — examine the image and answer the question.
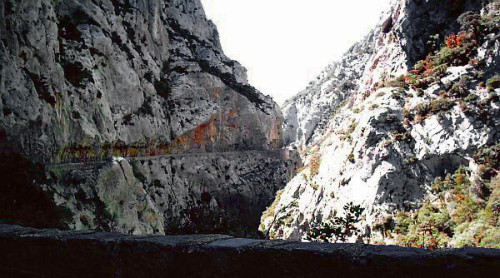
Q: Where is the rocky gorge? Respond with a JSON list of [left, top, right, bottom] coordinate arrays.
[[0, 0, 499, 275]]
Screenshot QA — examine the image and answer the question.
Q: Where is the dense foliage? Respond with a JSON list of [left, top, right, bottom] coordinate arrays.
[[389, 145, 500, 249], [307, 203, 365, 243]]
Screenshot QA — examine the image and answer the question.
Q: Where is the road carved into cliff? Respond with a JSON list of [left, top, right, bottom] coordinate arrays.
[[47, 149, 295, 171]]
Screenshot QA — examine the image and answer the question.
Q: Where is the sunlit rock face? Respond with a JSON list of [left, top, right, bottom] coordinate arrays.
[[261, 0, 499, 245], [0, 0, 297, 236]]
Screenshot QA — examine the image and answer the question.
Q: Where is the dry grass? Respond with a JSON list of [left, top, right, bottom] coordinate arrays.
[[309, 153, 321, 177]]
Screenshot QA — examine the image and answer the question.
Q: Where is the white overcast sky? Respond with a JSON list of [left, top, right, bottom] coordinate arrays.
[[200, 0, 392, 105]]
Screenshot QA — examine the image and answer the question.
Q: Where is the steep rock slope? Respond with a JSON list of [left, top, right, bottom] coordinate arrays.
[[261, 0, 499, 247], [0, 0, 282, 162], [0, 0, 296, 235]]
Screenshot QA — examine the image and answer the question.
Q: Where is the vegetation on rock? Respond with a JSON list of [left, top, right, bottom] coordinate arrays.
[[389, 145, 500, 249], [309, 154, 322, 177], [306, 202, 365, 243], [381, 10, 500, 125]]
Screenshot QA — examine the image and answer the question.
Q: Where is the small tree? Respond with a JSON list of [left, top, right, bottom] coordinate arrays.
[[307, 202, 365, 243]]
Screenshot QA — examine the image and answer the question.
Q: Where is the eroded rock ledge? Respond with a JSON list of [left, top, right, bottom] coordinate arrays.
[[1, 224, 499, 277]]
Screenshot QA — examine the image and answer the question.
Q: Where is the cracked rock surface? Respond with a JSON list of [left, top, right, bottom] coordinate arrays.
[[262, 0, 500, 244], [0, 0, 282, 161], [0, 0, 297, 236], [44, 151, 298, 236]]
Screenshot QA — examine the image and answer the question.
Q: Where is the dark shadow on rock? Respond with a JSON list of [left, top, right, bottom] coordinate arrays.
[[376, 152, 470, 211], [402, 0, 485, 67], [0, 153, 72, 229]]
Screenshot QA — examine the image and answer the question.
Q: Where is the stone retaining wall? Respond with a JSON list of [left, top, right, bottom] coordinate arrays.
[[0, 224, 499, 277]]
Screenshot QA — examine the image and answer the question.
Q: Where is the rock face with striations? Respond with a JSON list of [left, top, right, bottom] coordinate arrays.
[[0, 0, 297, 236], [261, 0, 499, 247]]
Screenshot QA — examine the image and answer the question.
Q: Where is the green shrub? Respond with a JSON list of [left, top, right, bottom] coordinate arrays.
[[480, 227, 500, 248], [465, 93, 479, 104], [348, 152, 355, 163], [393, 161, 500, 249], [416, 88, 424, 97], [430, 98, 455, 114], [391, 131, 412, 143], [307, 202, 365, 243], [310, 182, 320, 191], [337, 120, 357, 142], [394, 211, 413, 235], [474, 144, 500, 181], [484, 177, 500, 225], [394, 201, 454, 249], [403, 108, 410, 119], [453, 194, 480, 224], [261, 189, 284, 231], [414, 103, 430, 116], [486, 75, 500, 92], [449, 76, 469, 97], [411, 98, 455, 121], [436, 46, 452, 64]]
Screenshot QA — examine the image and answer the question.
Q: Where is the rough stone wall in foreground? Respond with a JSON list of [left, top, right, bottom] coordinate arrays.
[[0, 224, 499, 278]]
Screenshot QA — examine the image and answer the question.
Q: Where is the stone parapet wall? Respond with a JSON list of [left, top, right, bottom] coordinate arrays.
[[0, 224, 499, 277]]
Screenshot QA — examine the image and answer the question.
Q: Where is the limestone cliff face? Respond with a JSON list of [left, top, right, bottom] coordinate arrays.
[[45, 150, 297, 236], [0, 0, 282, 163], [0, 0, 296, 236], [261, 0, 499, 246]]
